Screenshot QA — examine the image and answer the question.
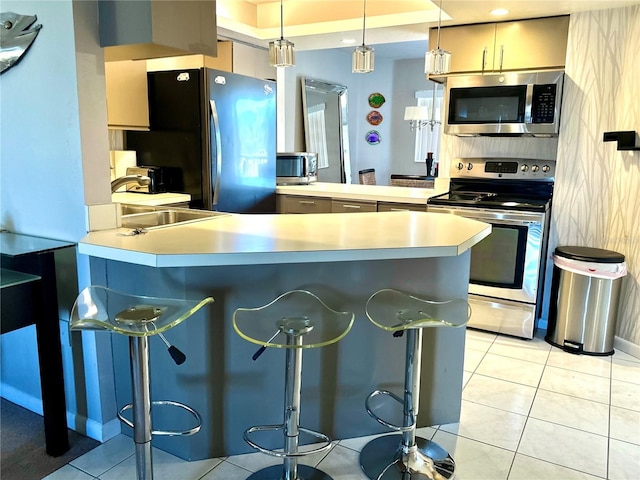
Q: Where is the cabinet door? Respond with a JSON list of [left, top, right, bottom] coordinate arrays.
[[278, 195, 331, 214], [495, 16, 569, 72], [377, 202, 426, 212], [431, 23, 496, 74], [105, 60, 149, 129], [331, 199, 377, 213]]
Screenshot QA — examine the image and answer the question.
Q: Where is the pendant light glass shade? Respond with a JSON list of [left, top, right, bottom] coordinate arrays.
[[353, 45, 374, 73], [270, 0, 295, 67], [426, 0, 451, 75], [425, 48, 451, 75], [269, 38, 295, 67], [353, 0, 374, 73]]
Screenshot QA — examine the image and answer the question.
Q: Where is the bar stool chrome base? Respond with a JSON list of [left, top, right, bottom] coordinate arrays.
[[118, 399, 202, 436], [233, 291, 355, 480], [360, 434, 455, 480], [70, 287, 214, 480], [360, 290, 469, 480], [244, 424, 331, 457], [247, 464, 333, 480]]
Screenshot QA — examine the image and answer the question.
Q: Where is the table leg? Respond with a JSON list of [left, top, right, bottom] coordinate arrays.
[[4, 252, 70, 456]]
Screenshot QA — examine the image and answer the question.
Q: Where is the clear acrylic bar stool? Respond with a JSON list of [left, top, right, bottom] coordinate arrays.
[[360, 288, 470, 480], [70, 286, 214, 480], [233, 289, 355, 480]]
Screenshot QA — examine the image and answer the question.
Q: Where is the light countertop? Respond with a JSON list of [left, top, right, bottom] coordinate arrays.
[[276, 180, 450, 205], [78, 211, 490, 268], [111, 192, 191, 206]]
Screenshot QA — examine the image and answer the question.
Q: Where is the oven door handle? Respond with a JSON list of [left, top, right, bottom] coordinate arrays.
[[480, 217, 541, 227], [429, 207, 544, 226]]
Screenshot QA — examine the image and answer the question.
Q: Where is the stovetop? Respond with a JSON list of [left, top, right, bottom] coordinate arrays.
[[427, 158, 556, 212], [428, 191, 551, 211]]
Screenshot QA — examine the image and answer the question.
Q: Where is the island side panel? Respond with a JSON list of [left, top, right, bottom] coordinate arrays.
[[94, 252, 470, 460]]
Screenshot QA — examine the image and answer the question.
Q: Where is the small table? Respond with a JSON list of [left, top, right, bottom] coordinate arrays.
[[1, 232, 75, 457]]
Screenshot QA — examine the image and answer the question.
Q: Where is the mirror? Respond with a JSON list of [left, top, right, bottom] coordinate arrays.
[[301, 77, 351, 183]]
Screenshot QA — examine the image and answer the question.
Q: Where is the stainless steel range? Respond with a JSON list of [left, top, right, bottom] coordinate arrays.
[[427, 158, 555, 339]]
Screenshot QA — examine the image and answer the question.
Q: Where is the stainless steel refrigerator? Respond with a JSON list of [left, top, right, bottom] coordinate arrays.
[[125, 68, 277, 213]]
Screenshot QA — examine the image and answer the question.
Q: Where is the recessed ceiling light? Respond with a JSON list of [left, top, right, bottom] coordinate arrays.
[[341, 38, 356, 45], [491, 8, 510, 16]]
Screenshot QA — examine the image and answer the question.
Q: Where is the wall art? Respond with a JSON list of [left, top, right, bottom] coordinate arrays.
[[0, 12, 42, 74]]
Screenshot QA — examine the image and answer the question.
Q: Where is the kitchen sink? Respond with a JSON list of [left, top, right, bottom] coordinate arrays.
[[120, 204, 226, 230]]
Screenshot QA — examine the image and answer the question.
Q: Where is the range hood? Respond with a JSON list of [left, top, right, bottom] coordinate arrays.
[[99, 0, 217, 61]]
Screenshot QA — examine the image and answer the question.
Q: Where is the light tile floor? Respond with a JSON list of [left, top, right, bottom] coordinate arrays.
[[45, 329, 640, 480]]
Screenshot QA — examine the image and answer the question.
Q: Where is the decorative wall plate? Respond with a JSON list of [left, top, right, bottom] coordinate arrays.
[[366, 110, 383, 126], [368, 92, 386, 108], [0, 11, 43, 74], [365, 130, 381, 145]]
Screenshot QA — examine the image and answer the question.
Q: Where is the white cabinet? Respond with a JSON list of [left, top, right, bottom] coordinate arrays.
[[105, 60, 149, 130], [232, 43, 276, 80], [494, 17, 569, 72], [430, 16, 569, 74]]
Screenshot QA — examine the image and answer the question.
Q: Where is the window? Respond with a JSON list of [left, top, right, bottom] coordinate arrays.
[[307, 103, 329, 169]]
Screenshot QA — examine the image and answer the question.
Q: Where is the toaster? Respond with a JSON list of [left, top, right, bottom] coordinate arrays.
[[125, 166, 167, 194], [276, 152, 318, 185]]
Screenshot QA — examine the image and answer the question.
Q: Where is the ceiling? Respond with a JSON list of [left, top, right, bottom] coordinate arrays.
[[217, 0, 640, 60]]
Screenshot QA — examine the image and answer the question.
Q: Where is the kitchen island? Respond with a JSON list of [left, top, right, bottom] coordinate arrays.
[[79, 211, 489, 460]]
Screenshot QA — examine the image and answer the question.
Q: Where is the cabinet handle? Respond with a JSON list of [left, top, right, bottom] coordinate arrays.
[[299, 200, 315, 205], [482, 47, 487, 72], [342, 204, 361, 209], [499, 45, 504, 72]]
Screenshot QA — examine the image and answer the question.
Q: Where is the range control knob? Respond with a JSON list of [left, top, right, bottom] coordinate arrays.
[[467, 163, 474, 170], [542, 165, 551, 173], [531, 165, 540, 173], [457, 162, 464, 170], [520, 164, 529, 172]]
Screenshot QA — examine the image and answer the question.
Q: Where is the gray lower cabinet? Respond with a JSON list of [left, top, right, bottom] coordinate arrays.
[[277, 195, 426, 214], [331, 199, 377, 213], [377, 202, 426, 212], [277, 195, 332, 214]]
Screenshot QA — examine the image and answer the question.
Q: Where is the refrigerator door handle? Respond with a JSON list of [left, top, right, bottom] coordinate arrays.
[[209, 100, 222, 207]]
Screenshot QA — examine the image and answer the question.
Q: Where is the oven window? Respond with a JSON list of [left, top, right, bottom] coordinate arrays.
[[469, 224, 528, 288], [448, 85, 526, 124]]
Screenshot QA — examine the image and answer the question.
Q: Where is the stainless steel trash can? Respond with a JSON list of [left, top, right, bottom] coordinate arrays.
[[546, 246, 627, 356]]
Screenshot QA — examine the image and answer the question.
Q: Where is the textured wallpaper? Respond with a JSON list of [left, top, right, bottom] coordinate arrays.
[[439, 6, 639, 347], [553, 6, 640, 346]]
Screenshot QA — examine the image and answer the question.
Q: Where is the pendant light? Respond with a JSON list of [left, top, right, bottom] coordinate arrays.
[[269, 0, 295, 67], [425, 0, 451, 75], [352, 0, 374, 73]]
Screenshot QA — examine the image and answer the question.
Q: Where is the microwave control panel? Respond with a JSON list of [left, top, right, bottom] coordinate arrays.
[[531, 84, 557, 124]]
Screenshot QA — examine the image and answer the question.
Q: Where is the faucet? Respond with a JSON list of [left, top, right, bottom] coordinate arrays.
[[111, 174, 151, 193]]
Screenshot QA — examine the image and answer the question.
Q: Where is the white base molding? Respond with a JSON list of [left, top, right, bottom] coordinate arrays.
[[614, 335, 640, 360], [0, 383, 121, 443]]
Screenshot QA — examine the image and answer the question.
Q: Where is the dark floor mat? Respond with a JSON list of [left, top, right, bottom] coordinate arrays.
[[1, 398, 100, 480]]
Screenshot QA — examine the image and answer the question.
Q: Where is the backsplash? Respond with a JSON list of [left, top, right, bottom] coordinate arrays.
[[440, 136, 558, 175], [553, 6, 639, 347]]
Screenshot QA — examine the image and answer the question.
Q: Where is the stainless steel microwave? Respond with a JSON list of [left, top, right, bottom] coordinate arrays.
[[443, 70, 564, 137], [276, 152, 318, 185]]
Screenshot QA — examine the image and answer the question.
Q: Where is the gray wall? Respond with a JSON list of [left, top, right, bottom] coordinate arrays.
[[0, 0, 118, 441]]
